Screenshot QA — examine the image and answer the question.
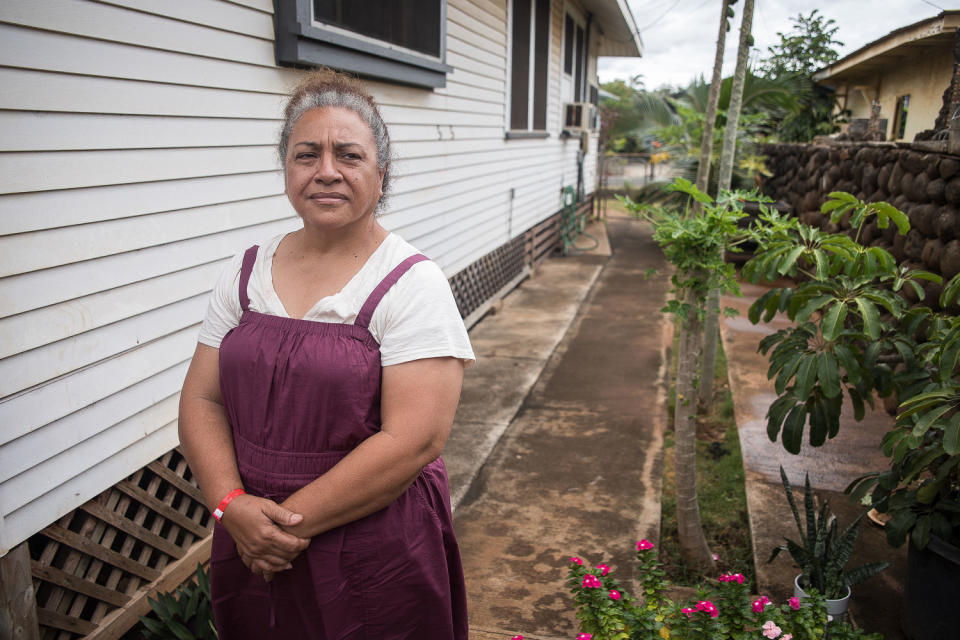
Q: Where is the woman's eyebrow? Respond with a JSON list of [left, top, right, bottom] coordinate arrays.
[[293, 141, 363, 150]]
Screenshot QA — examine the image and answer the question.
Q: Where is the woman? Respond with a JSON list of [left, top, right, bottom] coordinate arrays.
[[178, 69, 473, 639]]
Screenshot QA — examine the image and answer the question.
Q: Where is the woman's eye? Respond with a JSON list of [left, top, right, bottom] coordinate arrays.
[[295, 153, 316, 160]]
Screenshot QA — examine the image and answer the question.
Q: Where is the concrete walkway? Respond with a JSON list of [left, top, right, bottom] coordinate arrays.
[[449, 214, 671, 639], [446, 212, 907, 639]]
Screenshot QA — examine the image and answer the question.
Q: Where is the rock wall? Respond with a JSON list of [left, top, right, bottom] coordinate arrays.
[[761, 142, 960, 306]]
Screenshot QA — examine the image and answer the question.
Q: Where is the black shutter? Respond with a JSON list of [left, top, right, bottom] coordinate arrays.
[[563, 14, 574, 75], [511, 0, 531, 130], [574, 25, 584, 102], [532, 0, 550, 130]]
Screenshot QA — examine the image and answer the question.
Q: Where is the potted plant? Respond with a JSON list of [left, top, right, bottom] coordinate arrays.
[[769, 466, 889, 621]]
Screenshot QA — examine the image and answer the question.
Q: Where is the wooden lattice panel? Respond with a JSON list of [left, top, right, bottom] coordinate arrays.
[[449, 234, 527, 320], [28, 448, 213, 640]]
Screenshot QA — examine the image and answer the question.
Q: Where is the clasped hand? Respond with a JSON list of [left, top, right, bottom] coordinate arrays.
[[220, 494, 310, 582]]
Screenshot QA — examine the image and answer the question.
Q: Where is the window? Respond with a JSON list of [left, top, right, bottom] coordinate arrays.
[[893, 95, 910, 140], [563, 12, 588, 102], [509, 0, 550, 135], [274, 0, 451, 89]]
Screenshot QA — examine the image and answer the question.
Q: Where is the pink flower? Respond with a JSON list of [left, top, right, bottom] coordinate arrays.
[[718, 572, 745, 584], [636, 539, 654, 551], [782, 635, 792, 640], [695, 600, 719, 618], [681, 607, 696, 618], [596, 563, 611, 576], [577, 634, 593, 640], [581, 574, 602, 588], [761, 620, 782, 639], [569, 556, 583, 565], [752, 595, 771, 613], [511, 636, 523, 640], [788, 596, 800, 610], [609, 589, 621, 600]]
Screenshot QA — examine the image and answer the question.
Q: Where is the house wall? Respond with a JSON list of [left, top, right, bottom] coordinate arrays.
[[834, 46, 952, 141], [0, 0, 604, 553]]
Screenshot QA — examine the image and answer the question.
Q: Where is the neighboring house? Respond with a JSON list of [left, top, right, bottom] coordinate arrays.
[[0, 0, 639, 575], [814, 10, 959, 141]]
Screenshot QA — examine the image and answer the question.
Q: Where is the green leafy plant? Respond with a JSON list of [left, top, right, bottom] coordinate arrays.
[[139, 563, 217, 640], [740, 189, 960, 551], [846, 277, 960, 549], [517, 539, 882, 640], [768, 467, 888, 599]]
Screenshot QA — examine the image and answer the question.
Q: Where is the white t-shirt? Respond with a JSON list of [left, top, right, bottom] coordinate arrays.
[[198, 233, 475, 367]]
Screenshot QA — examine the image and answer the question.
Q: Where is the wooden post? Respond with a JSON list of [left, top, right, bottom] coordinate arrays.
[[0, 543, 40, 640]]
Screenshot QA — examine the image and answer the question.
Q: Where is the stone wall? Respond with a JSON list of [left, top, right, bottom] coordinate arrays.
[[761, 142, 960, 306]]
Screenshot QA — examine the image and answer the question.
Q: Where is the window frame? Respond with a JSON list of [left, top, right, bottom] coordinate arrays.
[[506, 0, 552, 138], [274, 0, 452, 89], [892, 94, 910, 140]]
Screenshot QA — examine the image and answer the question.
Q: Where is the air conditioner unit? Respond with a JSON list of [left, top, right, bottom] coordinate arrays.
[[564, 102, 596, 131]]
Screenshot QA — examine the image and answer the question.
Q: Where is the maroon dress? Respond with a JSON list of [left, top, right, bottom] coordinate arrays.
[[209, 245, 468, 639]]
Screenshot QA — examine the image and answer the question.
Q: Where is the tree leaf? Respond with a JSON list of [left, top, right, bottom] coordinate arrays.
[[945, 412, 960, 456], [816, 352, 841, 398], [783, 404, 807, 454], [820, 302, 847, 342], [794, 354, 818, 399], [855, 297, 881, 339]]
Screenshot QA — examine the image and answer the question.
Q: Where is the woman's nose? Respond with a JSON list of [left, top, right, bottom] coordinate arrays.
[[314, 153, 341, 182]]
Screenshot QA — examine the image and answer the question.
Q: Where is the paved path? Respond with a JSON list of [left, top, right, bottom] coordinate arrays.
[[446, 213, 907, 640], [449, 215, 670, 639]]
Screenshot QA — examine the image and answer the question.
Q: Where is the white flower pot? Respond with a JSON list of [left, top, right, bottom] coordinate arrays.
[[794, 574, 851, 621]]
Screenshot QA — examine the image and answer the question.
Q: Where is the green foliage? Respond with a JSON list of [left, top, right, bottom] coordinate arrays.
[[768, 467, 889, 599], [756, 9, 843, 78], [741, 189, 960, 551], [554, 542, 880, 640], [756, 10, 846, 142], [742, 192, 943, 454], [139, 564, 217, 640], [621, 178, 755, 326]]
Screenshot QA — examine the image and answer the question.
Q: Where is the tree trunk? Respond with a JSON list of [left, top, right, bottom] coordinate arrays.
[[674, 284, 715, 573], [716, 0, 755, 191], [700, 0, 754, 408], [695, 0, 730, 197], [698, 287, 720, 408]]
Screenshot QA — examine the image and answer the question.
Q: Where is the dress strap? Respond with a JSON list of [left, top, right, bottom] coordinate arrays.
[[355, 253, 429, 329], [238, 245, 259, 312]]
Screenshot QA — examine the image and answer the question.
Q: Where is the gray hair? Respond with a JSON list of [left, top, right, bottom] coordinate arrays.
[[279, 70, 393, 203]]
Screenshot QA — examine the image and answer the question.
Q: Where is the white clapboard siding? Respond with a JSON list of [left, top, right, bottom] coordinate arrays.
[[0, 294, 207, 399], [1, 423, 180, 562], [0, 146, 276, 194], [0, 173, 285, 235], [1, 395, 180, 515], [0, 363, 187, 486], [0, 112, 281, 152], [99, 0, 276, 39], [0, 219, 299, 318], [0, 0, 276, 67], [0, 326, 196, 447], [0, 0, 620, 553], [0, 194, 292, 277], [0, 261, 225, 359], [0, 68, 289, 118]]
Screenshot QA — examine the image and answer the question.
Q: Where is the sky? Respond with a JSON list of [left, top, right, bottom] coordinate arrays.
[[598, 0, 958, 90]]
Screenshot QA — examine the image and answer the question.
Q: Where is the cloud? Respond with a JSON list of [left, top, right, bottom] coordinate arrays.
[[600, 0, 952, 90]]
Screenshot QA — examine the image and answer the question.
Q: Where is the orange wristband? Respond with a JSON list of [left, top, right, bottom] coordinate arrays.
[[212, 489, 245, 522]]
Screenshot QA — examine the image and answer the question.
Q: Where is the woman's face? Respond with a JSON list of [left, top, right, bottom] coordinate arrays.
[[284, 107, 384, 231]]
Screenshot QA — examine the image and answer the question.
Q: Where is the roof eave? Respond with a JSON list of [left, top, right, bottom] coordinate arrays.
[[584, 0, 643, 58]]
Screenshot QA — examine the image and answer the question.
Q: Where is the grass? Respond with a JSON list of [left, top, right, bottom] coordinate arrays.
[[659, 340, 756, 591]]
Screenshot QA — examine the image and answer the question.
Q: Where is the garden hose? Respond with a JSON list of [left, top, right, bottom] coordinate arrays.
[[560, 186, 599, 255]]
